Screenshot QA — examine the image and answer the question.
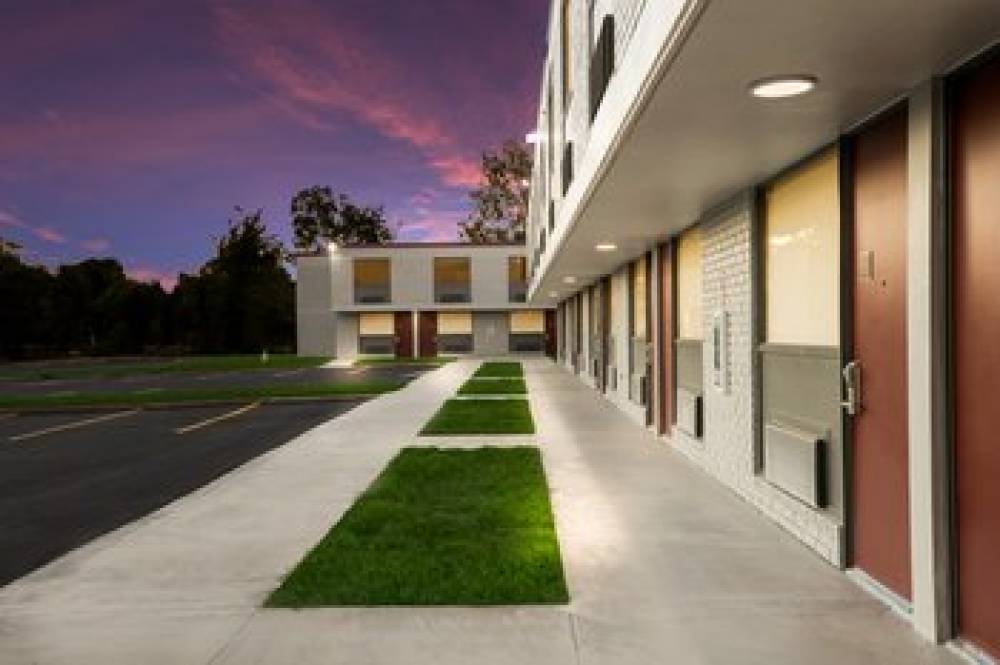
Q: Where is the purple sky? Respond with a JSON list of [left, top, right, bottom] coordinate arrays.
[[0, 1, 547, 288]]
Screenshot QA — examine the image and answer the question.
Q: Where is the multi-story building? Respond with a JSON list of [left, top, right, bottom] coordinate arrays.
[[295, 243, 555, 360], [525, 0, 1000, 659]]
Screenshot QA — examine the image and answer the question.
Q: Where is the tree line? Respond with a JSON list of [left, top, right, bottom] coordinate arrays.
[[1, 140, 532, 360]]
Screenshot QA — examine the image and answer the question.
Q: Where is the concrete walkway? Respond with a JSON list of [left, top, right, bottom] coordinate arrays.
[[0, 359, 962, 664]]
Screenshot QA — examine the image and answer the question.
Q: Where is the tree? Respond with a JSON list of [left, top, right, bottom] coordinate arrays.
[[0, 235, 21, 256], [459, 140, 532, 244], [173, 207, 295, 353], [291, 186, 393, 250]]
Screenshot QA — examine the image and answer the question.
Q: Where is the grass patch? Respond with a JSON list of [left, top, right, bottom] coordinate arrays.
[[354, 356, 455, 367], [473, 362, 523, 378], [420, 399, 534, 435], [0, 381, 401, 410], [0, 355, 330, 381], [457, 378, 527, 395], [266, 447, 568, 607]]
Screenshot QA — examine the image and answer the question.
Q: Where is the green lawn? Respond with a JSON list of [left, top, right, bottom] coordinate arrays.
[[457, 378, 527, 395], [0, 381, 401, 410], [266, 447, 568, 607], [473, 362, 524, 378], [0, 355, 330, 381], [354, 356, 455, 367], [420, 399, 534, 435]]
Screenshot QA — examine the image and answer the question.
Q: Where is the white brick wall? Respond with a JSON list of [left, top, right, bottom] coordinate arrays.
[[669, 196, 844, 566]]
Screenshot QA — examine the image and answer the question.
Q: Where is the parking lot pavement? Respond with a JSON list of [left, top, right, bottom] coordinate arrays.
[[0, 364, 431, 397], [0, 399, 365, 587]]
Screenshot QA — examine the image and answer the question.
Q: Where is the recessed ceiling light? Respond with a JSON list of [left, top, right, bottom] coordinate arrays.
[[595, 243, 617, 252], [549, 291, 560, 298], [562, 276, 577, 284], [749, 75, 817, 99]]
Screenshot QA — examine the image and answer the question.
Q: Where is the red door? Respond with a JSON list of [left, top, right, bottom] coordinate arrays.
[[850, 107, 911, 600], [393, 311, 413, 358], [658, 242, 674, 435], [544, 310, 557, 358], [952, 53, 1000, 659], [418, 311, 437, 358]]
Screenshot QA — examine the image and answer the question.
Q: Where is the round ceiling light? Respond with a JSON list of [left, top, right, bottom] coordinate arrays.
[[749, 75, 817, 99]]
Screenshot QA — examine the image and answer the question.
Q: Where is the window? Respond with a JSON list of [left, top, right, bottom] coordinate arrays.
[[358, 312, 394, 354], [589, 14, 615, 122], [353, 258, 391, 304], [561, 0, 573, 110], [433, 257, 471, 303], [510, 310, 546, 352], [508, 256, 528, 302], [764, 148, 840, 346], [562, 142, 574, 196], [676, 228, 703, 340], [437, 311, 473, 353]]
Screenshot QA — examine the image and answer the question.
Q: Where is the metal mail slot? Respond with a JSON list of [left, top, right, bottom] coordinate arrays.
[[677, 387, 702, 438], [764, 422, 826, 508]]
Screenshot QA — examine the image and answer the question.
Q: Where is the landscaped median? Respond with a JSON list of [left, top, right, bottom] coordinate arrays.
[[267, 446, 568, 607], [456, 377, 527, 395], [354, 356, 456, 368], [472, 361, 524, 378], [0, 354, 330, 382], [0, 381, 403, 411], [420, 398, 535, 435]]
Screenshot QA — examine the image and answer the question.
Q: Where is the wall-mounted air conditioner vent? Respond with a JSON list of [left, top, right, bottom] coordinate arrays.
[[677, 387, 702, 438], [764, 423, 826, 509]]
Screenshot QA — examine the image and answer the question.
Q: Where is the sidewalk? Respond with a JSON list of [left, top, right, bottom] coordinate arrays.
[[0, 358, 962, 664]]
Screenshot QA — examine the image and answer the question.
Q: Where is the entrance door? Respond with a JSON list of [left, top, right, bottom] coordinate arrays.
[[658, 242, 674, 435], [393, 311, 413, 358], [850, 107, 910, 600], [544, 310, 557, 358], [952, 53, 1000, 659], [418, 311, 437, 357]]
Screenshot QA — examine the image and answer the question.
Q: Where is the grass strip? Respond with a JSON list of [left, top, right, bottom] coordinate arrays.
[[457, 377, 527, 395], [420, 398, 534, 435], [354, 356, 455, 367], [266, 447, 568, 607], [472, 361, 523, 378], [0, 381, 401, 410], [0, 355, 330, 381]]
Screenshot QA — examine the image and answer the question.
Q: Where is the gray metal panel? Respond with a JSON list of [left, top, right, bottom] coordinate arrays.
[[763, 422, 826, 508], [675, 339, 704, 393], [760, 343, 842, 519], [472, 311, 509, 356]]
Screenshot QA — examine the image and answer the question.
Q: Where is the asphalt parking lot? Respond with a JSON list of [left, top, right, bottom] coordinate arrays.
[[0, 399, 366, 587], [0, 364, 428, 397]]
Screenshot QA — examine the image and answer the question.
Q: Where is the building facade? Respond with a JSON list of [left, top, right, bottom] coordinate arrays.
[[296, 243, 555, 360], [526, 0, 1000, 659]]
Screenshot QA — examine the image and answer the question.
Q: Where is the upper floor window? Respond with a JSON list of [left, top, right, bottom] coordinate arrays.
[[353, 258, 391, 304], [433, 257, 471, 303], [589, 13, 615, 123], [562, 0, 573, 110], [508, 256, 528, 303]]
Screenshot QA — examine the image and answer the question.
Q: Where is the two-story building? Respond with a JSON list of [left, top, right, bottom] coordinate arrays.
[[295, 243, 555, 360], [525, 0, 1000, 659]]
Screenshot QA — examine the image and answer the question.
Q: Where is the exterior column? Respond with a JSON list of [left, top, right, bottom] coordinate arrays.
[[906, 79, 952, 642]]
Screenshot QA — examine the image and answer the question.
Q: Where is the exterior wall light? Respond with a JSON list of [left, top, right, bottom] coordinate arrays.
[[526, 131, 542, 144], [749, 75, 817, 99]]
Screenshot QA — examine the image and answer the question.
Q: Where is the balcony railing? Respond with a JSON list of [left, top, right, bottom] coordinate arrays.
[[435, 283, 471, 304], [354, 285, 391, 304], [509, 282, 528, 303]]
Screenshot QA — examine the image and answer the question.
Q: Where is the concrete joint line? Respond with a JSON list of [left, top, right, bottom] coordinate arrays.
[[174, 401, 262, 435], [9, 409, 140, 442]]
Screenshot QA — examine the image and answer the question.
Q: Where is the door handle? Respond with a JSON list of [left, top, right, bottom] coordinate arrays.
[[842, 360, 862, 416]]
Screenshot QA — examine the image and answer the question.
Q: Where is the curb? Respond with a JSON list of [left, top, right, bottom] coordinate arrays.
[[0, 393, 385, 416]]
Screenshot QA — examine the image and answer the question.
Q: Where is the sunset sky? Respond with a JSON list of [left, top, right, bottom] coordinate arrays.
[[0, 1, 547, 288]]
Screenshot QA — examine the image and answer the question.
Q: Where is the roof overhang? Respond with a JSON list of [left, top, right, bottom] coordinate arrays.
[[530, 0, 1000, 304]]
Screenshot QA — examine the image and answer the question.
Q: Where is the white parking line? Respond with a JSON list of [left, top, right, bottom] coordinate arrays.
[[10, 409, 140, 442], [271, 369, 305, 378], [174, 401, 261, 435]]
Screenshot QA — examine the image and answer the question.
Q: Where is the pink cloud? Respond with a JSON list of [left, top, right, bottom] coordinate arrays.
[[80, 237, 111, 253], [395, 208, 465, 242], [212, 1, 483, 191], [0, 209, 67, 244], [127, 266, 179, 292]]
